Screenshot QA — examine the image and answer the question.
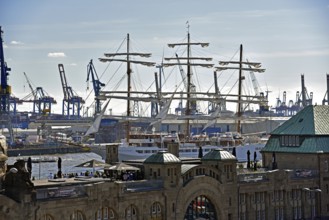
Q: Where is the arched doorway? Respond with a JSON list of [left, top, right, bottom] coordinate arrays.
[[184, 195, 217, 220]]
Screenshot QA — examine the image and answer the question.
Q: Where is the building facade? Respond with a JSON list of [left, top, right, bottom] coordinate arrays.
[[0, 105, 328, 220]]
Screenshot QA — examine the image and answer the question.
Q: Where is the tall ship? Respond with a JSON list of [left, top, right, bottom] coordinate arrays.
[[87, 29, 269, 162]]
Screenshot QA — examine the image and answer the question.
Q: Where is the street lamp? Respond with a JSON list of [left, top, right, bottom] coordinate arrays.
[[303, 188, 322, 219]]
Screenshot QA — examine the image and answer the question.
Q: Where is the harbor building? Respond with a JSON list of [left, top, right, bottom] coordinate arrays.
[[0, 105, 329, 219]]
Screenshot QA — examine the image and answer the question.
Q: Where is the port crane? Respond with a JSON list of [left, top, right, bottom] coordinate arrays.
[[174, 53, 194, 115], [0, 26, 11, 114], [58, 64, 85, 117], [86, 59, 105, 114], [323, 74, 329, 105], [22, 72, 57, 115], [0, 26, 22, 144], [247, 59, 269, 114]]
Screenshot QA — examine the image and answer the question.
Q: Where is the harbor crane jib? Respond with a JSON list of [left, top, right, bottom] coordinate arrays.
[[58, 64, 85, 118], [86, 59, 105, 114], [0, 26, 11, 113], [22, 72, 57, 115]]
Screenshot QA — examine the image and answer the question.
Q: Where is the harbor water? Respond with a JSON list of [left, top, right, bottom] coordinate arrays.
[[7, 152, 104, 180]]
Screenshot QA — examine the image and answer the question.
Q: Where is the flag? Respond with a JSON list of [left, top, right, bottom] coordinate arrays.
[[84, 99, 110, 136]]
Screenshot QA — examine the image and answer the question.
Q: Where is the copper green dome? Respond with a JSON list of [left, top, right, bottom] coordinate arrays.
[[201, 149, 236, 161], [144, 151, 181, 164]]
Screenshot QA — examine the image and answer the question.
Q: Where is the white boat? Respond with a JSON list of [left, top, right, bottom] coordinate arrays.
[[89, 131, 267, 162]]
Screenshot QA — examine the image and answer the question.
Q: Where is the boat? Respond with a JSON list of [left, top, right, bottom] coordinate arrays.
[[17, 156, 57, 163], [90, 130, 267, 162], [86, 30, 268, 162]]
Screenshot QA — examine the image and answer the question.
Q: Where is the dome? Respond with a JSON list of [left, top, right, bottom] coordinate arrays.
[[144, 150, 181, 164], [201, 149, 236, 161]]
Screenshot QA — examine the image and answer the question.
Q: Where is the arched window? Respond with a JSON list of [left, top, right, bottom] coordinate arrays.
[[42, 214, 54, 220], [71, 211, 85, 220], [109, 209, 116, 219], [125, 205, 137, 220], [150, 202, 162, 219], [184, 195, 217, 220], [95, 208, 117, 220]]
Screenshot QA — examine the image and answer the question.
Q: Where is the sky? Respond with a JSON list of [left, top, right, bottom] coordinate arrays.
[[1, 0, 329, 116]]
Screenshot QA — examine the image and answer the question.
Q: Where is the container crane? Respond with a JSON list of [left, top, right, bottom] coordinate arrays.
[[86, 59, 105, 114], [0, 26, 11, 113], [301, 74, 313, 107], [58, 64, 85, 117], [322, 74, 329, 105], [22, 72, 57, 115]]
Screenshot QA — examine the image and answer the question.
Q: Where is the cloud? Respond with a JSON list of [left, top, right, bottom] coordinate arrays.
[[47, 52, 66, 58], [10, 40, 23, 45]]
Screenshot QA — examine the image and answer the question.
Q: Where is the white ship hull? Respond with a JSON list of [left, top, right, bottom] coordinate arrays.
[[90, 142, 265, 162]]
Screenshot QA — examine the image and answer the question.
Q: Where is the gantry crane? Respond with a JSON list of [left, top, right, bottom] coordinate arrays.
[[86, 59, 105, 114], [22, 72, 57, 115], [323, 74, 329, 105], [300, 74, 313, 107], [0, 26, 11, 113], [58, 64, 85, 117]]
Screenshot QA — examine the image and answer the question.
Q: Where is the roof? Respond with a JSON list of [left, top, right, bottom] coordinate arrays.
[[144, 151, 181, 164], [201, 149, 236, 161], [261, 105, 329, 154], [261, 136, 329, 153], [181, 164, 198, 175], [271, 105, 329, 135]]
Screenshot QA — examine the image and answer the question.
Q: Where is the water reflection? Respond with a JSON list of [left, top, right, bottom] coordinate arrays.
[[7, 153, 103, 179]]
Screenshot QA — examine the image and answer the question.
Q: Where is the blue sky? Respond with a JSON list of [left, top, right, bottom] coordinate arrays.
[[1, 0, 329, 115]]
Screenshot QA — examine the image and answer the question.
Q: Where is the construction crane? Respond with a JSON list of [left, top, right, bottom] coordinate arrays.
[[22, 72, 57, 115], [58, 64, 85, 117], [86, 59, 105, 114]]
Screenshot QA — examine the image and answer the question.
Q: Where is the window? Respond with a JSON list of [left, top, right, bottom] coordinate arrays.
[[280, 135, 301, 147], [109, 209, 115, 219], [125, 205, 137, 220], [71, 211, 85, 220], [151, 202, 162, 219], [43, 215, 54, 220]]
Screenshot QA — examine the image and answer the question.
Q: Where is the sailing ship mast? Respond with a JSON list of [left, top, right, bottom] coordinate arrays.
[[99, 34, 155, 141], [216, 44, 265, 133], [163, 25, 213, 139]]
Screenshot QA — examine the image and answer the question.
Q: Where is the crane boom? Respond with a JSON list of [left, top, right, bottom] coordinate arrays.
[[58, 63, 85, 117], [86, 59, 105, 114], [23, 72, 37, 99], [175, 53, 188, 91]]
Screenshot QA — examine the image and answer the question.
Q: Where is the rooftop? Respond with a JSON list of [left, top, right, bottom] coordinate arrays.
[[271, 105, 329, 135], [201, 149, 236, 161]]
